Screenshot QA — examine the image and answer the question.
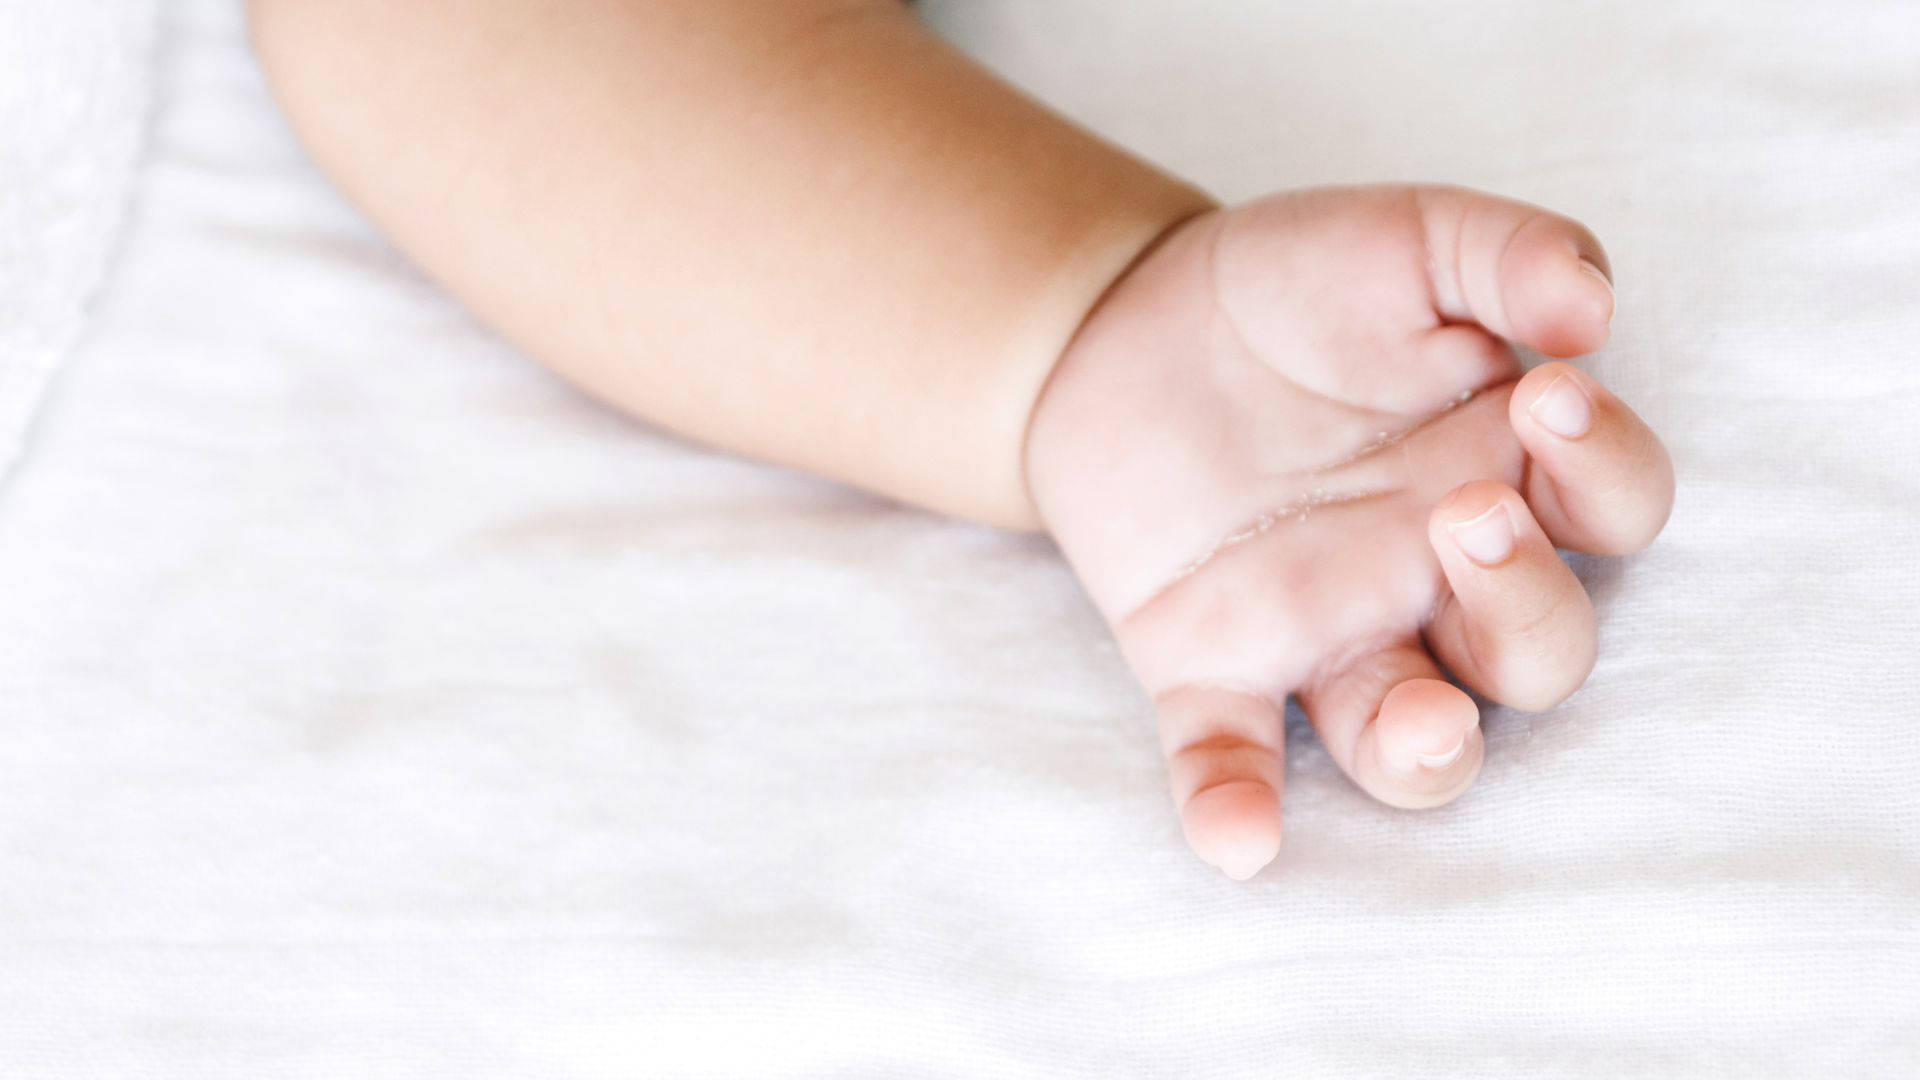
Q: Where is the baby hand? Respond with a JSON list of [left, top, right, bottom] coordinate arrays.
[[1026, 185, 1674, 879]]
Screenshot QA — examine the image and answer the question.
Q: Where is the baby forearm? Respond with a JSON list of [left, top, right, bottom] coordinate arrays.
[[247, 0, 1212, 528]]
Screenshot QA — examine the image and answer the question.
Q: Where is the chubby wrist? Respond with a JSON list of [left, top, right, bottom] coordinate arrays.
[[990, 180, 1217, 531], [1018, 191, 1219, 537]]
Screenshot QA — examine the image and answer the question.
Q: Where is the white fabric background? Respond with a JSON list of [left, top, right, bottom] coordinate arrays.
[[2, 1, 1916, 1076], [0, 0, 156, 476]]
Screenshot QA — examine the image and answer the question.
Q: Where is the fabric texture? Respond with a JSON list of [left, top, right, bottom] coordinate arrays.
[[0, 0, 157, 479], [1, 1, 1916, 1076]]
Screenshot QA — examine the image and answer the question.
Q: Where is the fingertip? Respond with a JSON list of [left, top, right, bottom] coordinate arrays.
[[1429, 480, 1525, 564], [1510, 363, 1677, 555], [1181, 780, 1282, 880], [1418, 188, 1614, 356], [1376, 679, 1480, 767], [1424, 531, 1598, 713], [1577, 257, 1616, 326], [1365, 679, 1484, 807], [1511, 228, 1615, 358], [1510, 361, 1595, 440]]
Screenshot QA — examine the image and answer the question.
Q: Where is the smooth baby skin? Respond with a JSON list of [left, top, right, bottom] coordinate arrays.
[[246, 0, 1209, 530], [1028, 186, 1673, 879]]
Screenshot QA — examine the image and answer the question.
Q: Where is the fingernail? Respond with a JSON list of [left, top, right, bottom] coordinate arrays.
[[1447, 502, 1515, 566], [1528, 373, 1593, 439], [1415, 735, 1467, 770], [1578, 259, 1615, 326]]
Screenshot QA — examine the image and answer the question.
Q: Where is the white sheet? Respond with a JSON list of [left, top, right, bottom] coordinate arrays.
[[2, 1, 1916, 1075], [0, 0, 156, 475]]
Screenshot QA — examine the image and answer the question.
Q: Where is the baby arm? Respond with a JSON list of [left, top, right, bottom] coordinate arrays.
[[245, 0, 1213, 529], [250, 1, 1673, 879]]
